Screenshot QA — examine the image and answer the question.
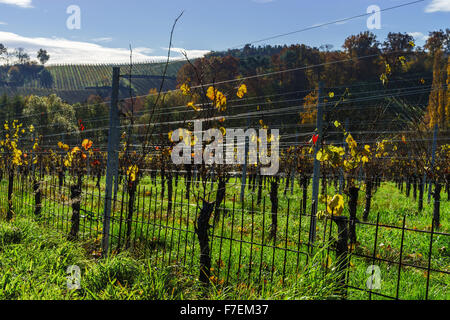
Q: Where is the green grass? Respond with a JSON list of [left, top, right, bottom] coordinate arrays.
[[0, 216, 342, 300], [0, 175, 448, 300]]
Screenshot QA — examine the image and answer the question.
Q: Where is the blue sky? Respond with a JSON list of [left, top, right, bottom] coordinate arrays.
[[0, 0, 449, 64]]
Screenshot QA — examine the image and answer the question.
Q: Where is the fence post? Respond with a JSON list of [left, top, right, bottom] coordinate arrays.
[[308, 81, 324, 246], [427, 124, 438, 203], [101, 67, 121, 258]]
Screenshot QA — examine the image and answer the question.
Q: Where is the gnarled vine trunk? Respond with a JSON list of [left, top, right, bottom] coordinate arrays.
[[214, 177, 226, 224], [363, 177, 373, 221], [257, 173, 263, 205], [184, 164, 192, 200], [7, 169, 14, 221], [348, 186, 359, 245], [34, 180, 42, 217], [196, 200, 215, 284], [301, 176, 309, 215], [269, 178, 279, 241], [433, 182, 441, 230], [68, 176, 82, 241], [125, 180, 137, 249], [418, 176, 424, 212]]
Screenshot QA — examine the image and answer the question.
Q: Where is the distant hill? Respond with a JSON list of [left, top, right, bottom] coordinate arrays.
[[0, 60, 186, 103], [0, 46, 287, 104]]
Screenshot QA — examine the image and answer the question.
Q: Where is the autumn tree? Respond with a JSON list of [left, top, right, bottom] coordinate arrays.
[[0, 43, 6, 60], [177, 55, 239, 93], [37, 49, 50, 65], [425, 30, 450, 131], [425, 47, 449, 130], [382, 32, 414, 73], [424, 29, 450, 54], [343, 31, 381, 82], [23, 94, 78, 145], [271, 44, 320, 92], [14, 48, 30, 65]]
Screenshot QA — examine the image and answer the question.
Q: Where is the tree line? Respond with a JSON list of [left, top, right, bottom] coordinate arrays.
[[0, 44, 52, 88], [0, 30, 448, 148]]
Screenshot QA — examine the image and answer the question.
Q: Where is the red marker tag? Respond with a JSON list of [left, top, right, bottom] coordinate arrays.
[[312, 134, 319, 145]]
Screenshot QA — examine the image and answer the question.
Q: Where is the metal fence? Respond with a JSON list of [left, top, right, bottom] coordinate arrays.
[[1, 169, 448, 300]]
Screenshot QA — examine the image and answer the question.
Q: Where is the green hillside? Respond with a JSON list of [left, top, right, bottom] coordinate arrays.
[[0, 60, 186, 103]]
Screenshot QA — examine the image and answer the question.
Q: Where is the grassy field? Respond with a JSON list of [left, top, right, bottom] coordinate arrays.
[[0, 216, 342, 300], [0, 175, 448, 300]]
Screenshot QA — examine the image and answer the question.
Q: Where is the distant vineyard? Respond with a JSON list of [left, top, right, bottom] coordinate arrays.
[[47, 60, 185, 92], [0, 60, 186, 103]]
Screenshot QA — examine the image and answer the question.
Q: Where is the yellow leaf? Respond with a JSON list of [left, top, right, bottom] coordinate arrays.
[[237, 84, 247, 98], [180, 83, 191, 95], [328, 194, 344, 215], [346, 134, 357, 149], [82, 139, 93, 151], [187, 101, 200, 112], [127, 165, 139, 182]]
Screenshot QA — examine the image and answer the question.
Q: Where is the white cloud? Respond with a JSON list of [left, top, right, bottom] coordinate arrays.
[[0, 0, 33, 8], [0, 22, 8, 25], [134, 47, 154, 55], [91, 37, 113, 43], [425, 0, 450, 13], [167, 47, 211, 60], [408, 32, 429, 41], [0, 31, 208, 64]]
